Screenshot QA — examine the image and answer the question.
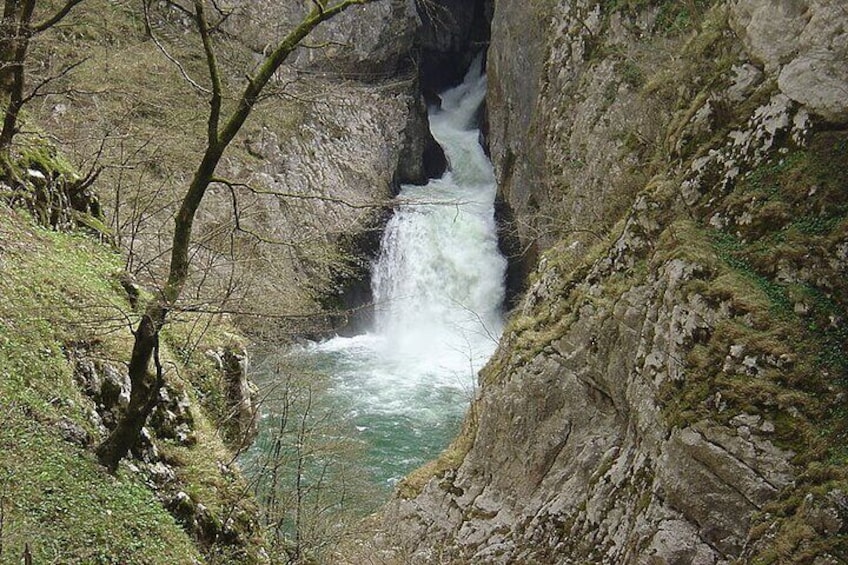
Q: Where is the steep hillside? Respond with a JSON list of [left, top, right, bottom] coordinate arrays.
[[0, 1, 453, 562], [0, 202, 266, 563], [384, 0, 848, 563], [20, 0, 437, 337]]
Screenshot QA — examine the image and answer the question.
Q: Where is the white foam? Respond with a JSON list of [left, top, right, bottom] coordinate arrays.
[[308, 58, 505, 480]]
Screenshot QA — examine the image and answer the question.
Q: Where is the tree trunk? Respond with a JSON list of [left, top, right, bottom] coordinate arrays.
[[95, 140, 222, 472], [0, 0, 33, 166], [0, 0, 19, 92], [96, 0, 377, 473], [95, 302, 165, 472], [0, 0, 84, 162]]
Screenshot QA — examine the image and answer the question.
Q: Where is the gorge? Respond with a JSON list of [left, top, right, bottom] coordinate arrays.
[[250, 56, 505, 497], [0, 0, 846, 564], [312, 56, 505, 488]]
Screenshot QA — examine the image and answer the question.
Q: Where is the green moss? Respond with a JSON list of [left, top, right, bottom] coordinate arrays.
[[17, 138, 80, 180], [648, 134, 848, 562], [618, 59, 646, 88], [0, 408, 200, 564], [710, 231, 794, 318], [0, 209, 203, 563], [602, 0, 715, 34], [655, 0, 714, 34], [0, 208, 264, 563], [159, 316, 246, 435]]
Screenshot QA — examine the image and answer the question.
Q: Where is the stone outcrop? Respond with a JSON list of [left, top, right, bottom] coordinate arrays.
[[230, 0, 420, 82], [382, 1, 848, 563], [0, 145, 103, 233], [487, 0, 660, 294], [69, 343, 265, 559], [731, 0, 848, 123], [418, 0, 494, 94], [216, 346, 259, 448]]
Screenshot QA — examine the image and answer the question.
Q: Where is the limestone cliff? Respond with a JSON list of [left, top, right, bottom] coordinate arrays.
[[384, 1, 848, 563], [33, 0, 442, 337]]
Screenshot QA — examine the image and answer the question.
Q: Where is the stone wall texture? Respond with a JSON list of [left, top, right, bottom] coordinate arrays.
[[381, 1, 848, 563]]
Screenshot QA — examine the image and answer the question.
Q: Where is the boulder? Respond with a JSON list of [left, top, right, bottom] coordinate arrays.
[[732, 0, 848, 123]]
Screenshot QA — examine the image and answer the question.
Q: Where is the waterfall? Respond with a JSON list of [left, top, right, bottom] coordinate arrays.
[[295, 58, 506, 486], [371, 56, 505, 376]]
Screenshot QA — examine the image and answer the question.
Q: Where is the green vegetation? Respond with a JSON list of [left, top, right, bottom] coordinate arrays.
[[0, 209, 201, 563], [17, 138, 79, 180], [0, 114, 270, 559], [602, 0, 715, 34], [21, 0, 330, 323], [657, 133, 848, 561], [0, 0, 845, 562], [0, 202, 265, 563], [0, 0, 392, 561], [0, 410, 199, 564]]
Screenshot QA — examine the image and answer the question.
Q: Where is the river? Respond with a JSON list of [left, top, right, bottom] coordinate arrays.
[[245, 58, 505, 541]]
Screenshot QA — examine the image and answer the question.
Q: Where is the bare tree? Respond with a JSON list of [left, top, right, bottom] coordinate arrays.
[[0, 0, 85, 168], [96, 0, 380, 472], [243, 358, 378, 563]]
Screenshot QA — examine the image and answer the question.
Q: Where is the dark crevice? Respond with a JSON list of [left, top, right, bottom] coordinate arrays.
[[495, 192, 531, 311], [321, 207, 393, 337], [394, 84, 447, 188], [417, 0, 493, 97]]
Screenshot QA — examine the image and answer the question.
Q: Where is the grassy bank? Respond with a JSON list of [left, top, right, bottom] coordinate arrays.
[[0, 205, 264, 563]]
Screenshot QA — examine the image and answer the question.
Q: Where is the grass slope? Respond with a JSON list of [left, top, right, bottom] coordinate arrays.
[[0, 208, 203, 563], [0, 207, 263, 564]]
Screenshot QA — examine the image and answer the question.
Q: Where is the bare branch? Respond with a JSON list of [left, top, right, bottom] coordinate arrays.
[[210, 177, 390, 210], [142, 0, 209, 96], [32, 0, 84, 33], [21, 57, 87, 105], [194, 0, 222, 146]]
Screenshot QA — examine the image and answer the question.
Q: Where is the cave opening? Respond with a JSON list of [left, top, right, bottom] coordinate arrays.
[[416, 0, 494, 104]]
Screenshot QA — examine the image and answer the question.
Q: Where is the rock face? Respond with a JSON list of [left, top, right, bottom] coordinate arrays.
[[383, 1, 848, 563], [226, 0, 420, 81], [418, 0, 494, 94], [732, 0, 848, 123], [69, 346, 263, 557], [487, 0, 660, 295], [216, 346, 259, 447], [0, 146, 103, 232], [194, 0, 447, 333]]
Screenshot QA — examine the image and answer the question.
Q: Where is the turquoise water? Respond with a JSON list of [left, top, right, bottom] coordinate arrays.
[[304, 334, 478, 488], [247, 57, 505, 507]]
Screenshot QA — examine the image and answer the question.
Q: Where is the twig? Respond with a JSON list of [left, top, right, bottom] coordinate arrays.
[[142, 0, 210, 96]]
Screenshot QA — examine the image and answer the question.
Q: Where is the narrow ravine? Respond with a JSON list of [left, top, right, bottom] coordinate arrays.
[[314, 57, 505, 487], [249, 58, 505, 501]]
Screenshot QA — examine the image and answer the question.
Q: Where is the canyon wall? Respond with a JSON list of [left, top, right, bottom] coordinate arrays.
[[384, 1, 848, 563], [39, 0, 446, 337]]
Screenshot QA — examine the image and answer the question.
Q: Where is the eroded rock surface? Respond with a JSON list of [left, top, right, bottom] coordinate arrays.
[[381, 1, 848, 563], [731, 0, 848, 122]]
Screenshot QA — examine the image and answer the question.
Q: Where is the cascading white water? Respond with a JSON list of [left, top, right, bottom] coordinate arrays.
[[371, 59, 504, 375], [303, 58, 506, 486]]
